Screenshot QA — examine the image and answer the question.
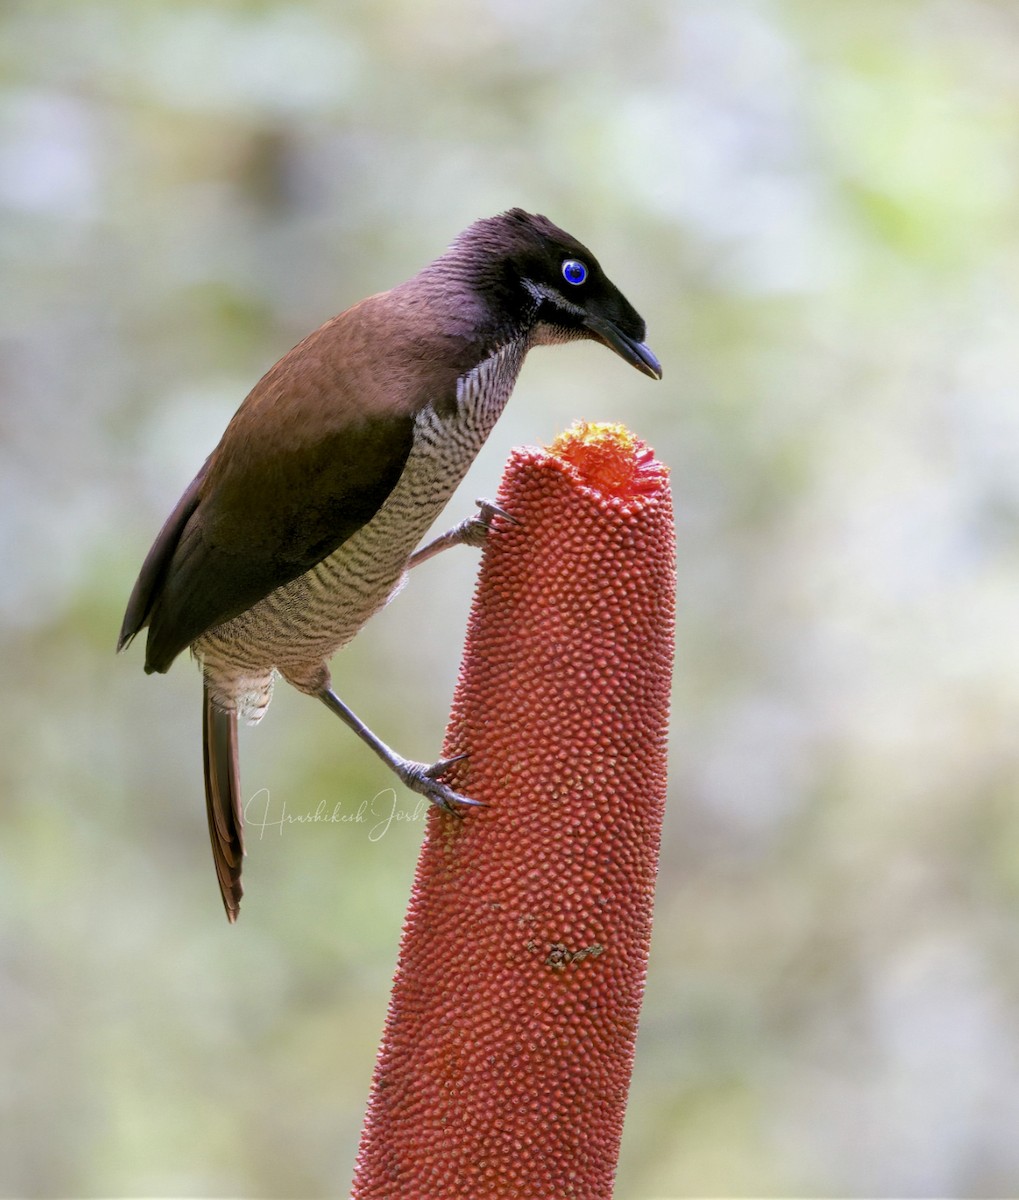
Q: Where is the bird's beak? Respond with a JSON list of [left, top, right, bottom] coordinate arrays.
[[584, 316, 663, 380]]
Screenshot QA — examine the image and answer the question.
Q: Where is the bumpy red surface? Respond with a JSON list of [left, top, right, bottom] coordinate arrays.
[[351, 424, 675, 1199]]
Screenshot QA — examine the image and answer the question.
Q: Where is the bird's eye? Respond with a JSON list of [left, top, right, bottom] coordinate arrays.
[[561, 259, 588, 286]]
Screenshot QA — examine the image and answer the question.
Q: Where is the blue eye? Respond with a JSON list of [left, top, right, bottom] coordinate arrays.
[[562, 259, 588, 286]]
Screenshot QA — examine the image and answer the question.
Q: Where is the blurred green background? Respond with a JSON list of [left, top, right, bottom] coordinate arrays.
[[3, 0, 1019, 1195]]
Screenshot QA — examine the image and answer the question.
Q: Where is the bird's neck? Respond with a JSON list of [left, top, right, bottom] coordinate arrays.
[[407, 254, 539, 364]]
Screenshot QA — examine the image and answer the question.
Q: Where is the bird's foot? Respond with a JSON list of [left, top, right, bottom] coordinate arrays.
[[406, 498, 518, 569], [317, 688, 484, 816], [455, 498, 519, 548], [394, 753, 484, 815]]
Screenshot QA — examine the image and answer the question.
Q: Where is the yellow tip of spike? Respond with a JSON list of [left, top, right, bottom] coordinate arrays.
[[546, 421, 663, 499], [547, 421, 637, 457]]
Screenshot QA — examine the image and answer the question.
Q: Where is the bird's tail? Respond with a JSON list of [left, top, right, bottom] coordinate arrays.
[[202, 683, 244, 922]]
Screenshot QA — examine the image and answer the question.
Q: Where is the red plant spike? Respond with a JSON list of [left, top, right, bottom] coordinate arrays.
[[351, 423, 675, 1199]]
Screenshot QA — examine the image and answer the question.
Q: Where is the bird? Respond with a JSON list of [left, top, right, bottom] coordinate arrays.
[[118, 208, 662, 922]]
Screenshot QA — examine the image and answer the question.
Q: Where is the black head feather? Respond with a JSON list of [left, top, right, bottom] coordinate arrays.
[[436, 209, 661, 378]]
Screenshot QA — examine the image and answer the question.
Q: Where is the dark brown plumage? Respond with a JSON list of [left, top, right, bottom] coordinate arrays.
[[118, 209, 661, 921]]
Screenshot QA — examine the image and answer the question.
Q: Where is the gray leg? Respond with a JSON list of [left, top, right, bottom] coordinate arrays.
[[317, 687, 482, 813], [406, 498, 517, 570]]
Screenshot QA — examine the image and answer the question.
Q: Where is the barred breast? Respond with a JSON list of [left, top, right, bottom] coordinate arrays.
[[194, 340, 527, 723]]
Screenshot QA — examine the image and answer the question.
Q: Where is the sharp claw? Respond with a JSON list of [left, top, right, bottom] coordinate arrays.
[[424, 782, 488, 814], [474, 498, 520, 526], [424, 752, 469, 778]]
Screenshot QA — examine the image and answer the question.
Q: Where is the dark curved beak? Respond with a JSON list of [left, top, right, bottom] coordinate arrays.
[[584, 315, 663, 380]]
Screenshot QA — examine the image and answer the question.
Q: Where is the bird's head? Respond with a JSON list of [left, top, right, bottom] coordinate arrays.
[[443, 209, 662, 380]]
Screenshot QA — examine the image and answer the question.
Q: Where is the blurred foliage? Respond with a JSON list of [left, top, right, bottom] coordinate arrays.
[[2, 0, 1019, 1196]]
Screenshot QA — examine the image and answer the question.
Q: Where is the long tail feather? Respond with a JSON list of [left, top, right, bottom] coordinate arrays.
[[202, 684, 244, 922]]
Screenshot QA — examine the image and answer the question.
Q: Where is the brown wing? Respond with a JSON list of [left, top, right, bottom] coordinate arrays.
[[117, 459, 209, 655], [118, 295, 458, 674], [140, 414, 415, 673]]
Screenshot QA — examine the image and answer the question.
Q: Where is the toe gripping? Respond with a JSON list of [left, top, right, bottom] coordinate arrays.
[[455, 498, 518, 548], [394, 753, 484, 816], [407, 498, 518, 569]]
